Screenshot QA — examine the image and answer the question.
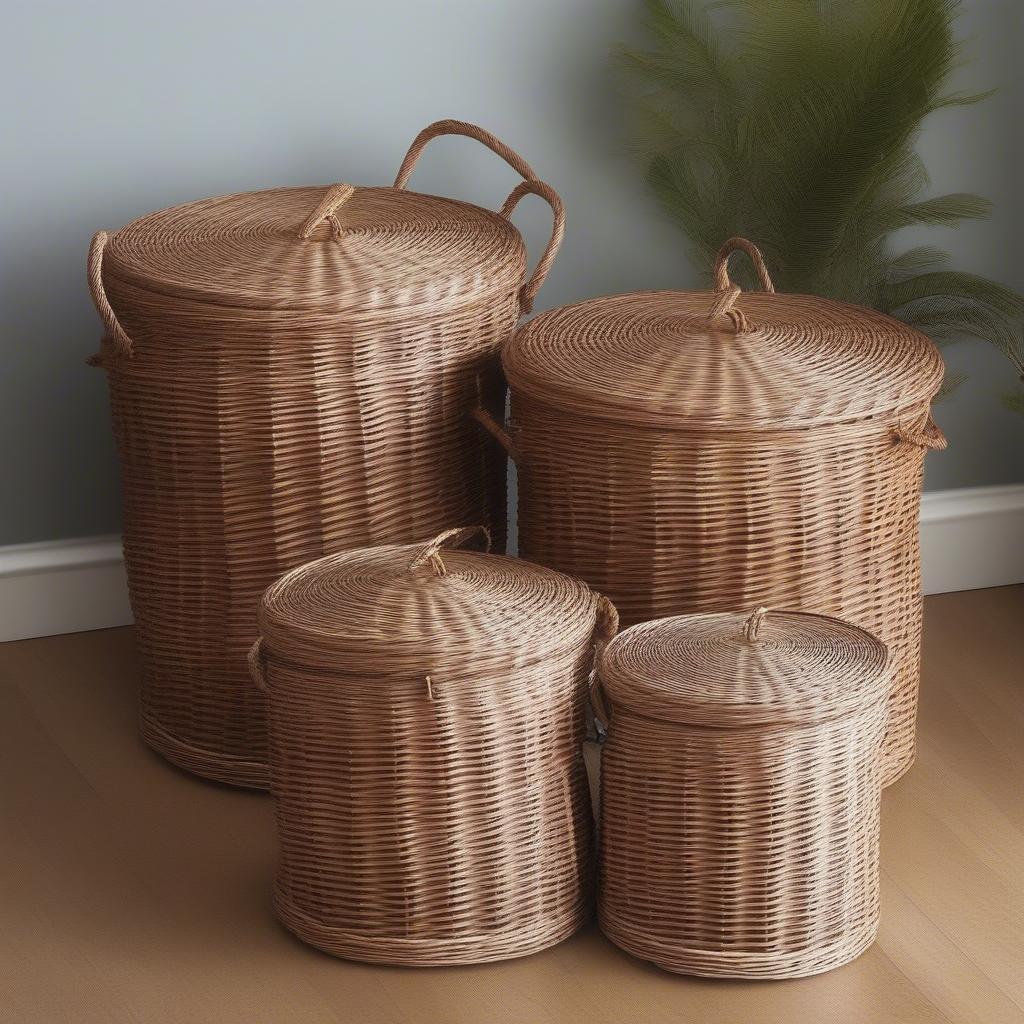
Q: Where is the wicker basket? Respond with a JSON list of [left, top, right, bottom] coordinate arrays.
[[488, 237, 945, 786], [248, 527, 616, 966], [86, 120, 564, 788], [595, 606, 890, 979]]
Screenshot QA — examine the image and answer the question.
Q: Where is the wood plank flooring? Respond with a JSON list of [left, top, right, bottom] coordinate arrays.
[[1, 586, 1021, 1023]]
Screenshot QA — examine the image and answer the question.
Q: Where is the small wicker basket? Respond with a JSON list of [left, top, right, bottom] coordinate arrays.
[[87, 120, 564, 788], [249, 527, 616, 966], [490, 237, 945, 786], [595, 607, 891, 980]]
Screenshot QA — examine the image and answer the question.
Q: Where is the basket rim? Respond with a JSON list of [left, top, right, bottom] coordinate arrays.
[[599, 608, 892, 728], [102, 184, 528, 314], [503, 287, 945, 433]]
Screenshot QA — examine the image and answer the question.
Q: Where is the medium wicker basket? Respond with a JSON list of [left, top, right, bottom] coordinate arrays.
[[248, 527, 616, 966], [489, 237, 945, 786], [86, 120, 564, 788], [595, 606, 890, 979]]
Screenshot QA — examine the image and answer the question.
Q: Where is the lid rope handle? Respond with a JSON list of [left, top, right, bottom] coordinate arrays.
[[298, 183, 357, 241], [742, 606, 769, 642], [893, 411, 948, 451], [408, 525, 492, 577], [705, 237, 776, 335], [498, 180, 565, 315], [247, 637, 269, 694], [86, 231, 134, 365], [393, 119, 538, 191], [588, 594, 620, 729]]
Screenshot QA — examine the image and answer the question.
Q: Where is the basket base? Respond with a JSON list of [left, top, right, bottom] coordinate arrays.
[[273, 886, 587, 967], [600, 912, 878, 980], [141, 713, 269, 790]]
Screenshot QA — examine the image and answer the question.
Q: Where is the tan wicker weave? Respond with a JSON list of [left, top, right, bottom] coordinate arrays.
[[86, 120, 564, 788], [491, 237, 945, 786], [595, 606, 890, 979], [248, 527, 616, 966]]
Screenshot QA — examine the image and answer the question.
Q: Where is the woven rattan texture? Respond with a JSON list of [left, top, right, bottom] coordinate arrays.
[[88, 120, 563, 788], [502, 239, 944, 786], [251, 531, 613, 966], [596, 609, 890, 979]]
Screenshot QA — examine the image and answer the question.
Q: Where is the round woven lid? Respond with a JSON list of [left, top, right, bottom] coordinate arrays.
[[258, 527, 598, 672], [600, 607, 890, 727], [103, 185, 526, 312], [503, 238, 943, 430]]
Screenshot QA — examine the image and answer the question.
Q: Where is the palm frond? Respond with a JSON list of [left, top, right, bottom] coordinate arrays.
[[883, 272, 1024, 320], [1004, 390, 1024, 415], [876, 193, 991, 232], [620, 0, 1024, 412]]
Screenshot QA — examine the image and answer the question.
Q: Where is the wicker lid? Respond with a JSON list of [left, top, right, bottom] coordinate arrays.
[[103, 184, 527, 312], [599, 607, 890, 727], [503, 237, 944, 430], [257, 527, 599, 673]]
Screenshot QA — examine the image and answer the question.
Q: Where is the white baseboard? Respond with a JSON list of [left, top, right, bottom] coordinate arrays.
[[1, 485, 1021, 642], [920, 484, 1024, 596], [0, 535, 131, 643]]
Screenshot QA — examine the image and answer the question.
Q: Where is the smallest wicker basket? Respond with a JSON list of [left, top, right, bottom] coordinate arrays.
[[595, 607, 891, 980], [250, 527, 615, 966]]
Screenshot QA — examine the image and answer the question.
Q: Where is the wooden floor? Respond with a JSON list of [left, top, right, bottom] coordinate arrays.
[[1, 586, 1022, 1024]]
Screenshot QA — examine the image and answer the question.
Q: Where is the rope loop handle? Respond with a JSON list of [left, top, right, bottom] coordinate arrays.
[[498, 180, 565, 315], [704, 237, 775, 335], [247, 638, 269, 694], [86, 231, 134, 365], [408, 525, 492, 577], [298, 183, 357, 241], [742, 606, 769, 643], [713, 237, 776, 294], [705, 285, 749, 333], [393, 119, 538, 191], [588, 594, 620, 729], [893, 412, 948, 451]]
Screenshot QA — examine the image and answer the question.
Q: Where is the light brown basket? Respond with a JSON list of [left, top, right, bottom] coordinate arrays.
[[86, 120, 564, 788], [249, 527, 616, 966], [595, 607, 891, 979], [489, 237, 945, 786]]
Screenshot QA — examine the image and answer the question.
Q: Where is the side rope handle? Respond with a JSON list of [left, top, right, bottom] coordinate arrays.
[[247, 638, 269, 694], [704, 236, 776, 335], [893, 413, 948, 451], [393, 119, 538, 191], [498, 180, 565, 315], [408, 525, 492, 578], [588, 594, 620, 730], [86, 231, 133, 365], [470, 407, 521, 465], [298, 183, 357, 240]]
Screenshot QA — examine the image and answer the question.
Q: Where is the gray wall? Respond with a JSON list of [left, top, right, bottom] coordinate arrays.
[[3, 0, 1022, 547]]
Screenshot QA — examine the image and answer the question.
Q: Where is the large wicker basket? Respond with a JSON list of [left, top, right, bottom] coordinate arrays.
[[595, 607, 891, 979], [248, 527, 616, 966], [489, 238, 945, 786], [86, 120, 564, 788]]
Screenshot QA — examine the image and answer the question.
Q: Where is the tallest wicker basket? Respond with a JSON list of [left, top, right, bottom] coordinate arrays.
[[87, 120, 564, 788], [495, 238, 945, 786]]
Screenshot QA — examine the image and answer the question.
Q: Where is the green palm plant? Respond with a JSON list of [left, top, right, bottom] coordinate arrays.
[[622, 0, 1024, 403]]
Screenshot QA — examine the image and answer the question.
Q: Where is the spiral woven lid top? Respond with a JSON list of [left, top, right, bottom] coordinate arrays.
[[103, 185, 526, 312], [257, 528, 598, 672], [600, 608, 890, 727], [503, 238, 944, 431]]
